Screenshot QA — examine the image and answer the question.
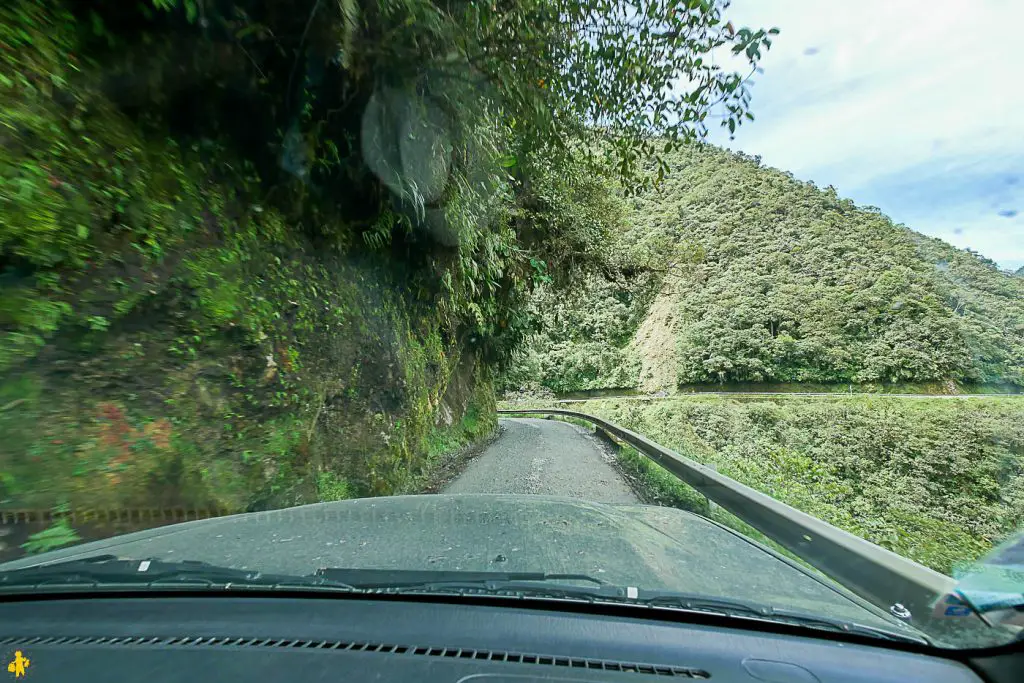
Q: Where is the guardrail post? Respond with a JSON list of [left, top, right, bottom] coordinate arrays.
[[593, 427, 619, 450], [705, 464, 718, 513]]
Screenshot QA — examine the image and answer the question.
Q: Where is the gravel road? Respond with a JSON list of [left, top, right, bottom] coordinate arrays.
[[444, 417, 639, 503]]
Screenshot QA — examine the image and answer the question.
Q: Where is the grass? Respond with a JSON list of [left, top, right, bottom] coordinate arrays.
[[613, 443, 710, 514], [21, 518, 81, 555], [316, 471, 352, 502]]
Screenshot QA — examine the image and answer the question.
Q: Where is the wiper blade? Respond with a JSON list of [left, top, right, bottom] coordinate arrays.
[[638, 592, 930, 645], [0, 555, 353, 592], [339, 573, 927, 646], [0, 560, 927, 644], [315, 568, 606, 588], [1, 559, 602, 592], [769, 609, 930, 644]]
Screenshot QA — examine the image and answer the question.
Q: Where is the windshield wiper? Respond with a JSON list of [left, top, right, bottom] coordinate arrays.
[[315, 568, 606, 588], [0, 558, 605, 593], [0, 555, 354, 592], [0, 559, 927, 644], [637, 593, 929, 645], [331, 574, 927, 645]]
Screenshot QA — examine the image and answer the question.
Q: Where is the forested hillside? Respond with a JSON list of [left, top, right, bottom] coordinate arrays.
[[504, 145, 1024, 394]]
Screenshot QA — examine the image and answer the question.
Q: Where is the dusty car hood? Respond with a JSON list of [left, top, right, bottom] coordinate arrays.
[[0, 494, 904, 630]]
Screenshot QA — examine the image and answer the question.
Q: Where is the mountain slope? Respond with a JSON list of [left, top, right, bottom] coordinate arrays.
[[506, 145, 1024, 393]]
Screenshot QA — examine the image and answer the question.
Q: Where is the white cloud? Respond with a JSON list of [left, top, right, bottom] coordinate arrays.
[[711, 0, 1024, 270]]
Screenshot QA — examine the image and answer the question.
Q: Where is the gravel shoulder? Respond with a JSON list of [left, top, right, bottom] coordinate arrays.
[[443, 417, 639, 504]]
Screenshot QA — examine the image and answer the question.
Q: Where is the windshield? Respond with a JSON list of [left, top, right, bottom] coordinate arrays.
[[1, 0, 1021, 652]]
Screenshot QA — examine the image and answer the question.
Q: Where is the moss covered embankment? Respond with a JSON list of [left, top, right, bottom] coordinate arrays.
[[1, 1, 504, 515]]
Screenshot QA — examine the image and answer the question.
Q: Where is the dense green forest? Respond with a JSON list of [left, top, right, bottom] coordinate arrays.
[[0, 0, 773, 515], [504, 145, 1024, 395]]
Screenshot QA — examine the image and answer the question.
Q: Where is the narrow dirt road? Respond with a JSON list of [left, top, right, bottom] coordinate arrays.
[[444, 417, 639, 503]]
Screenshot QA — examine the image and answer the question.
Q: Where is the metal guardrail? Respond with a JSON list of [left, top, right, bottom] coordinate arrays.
[[551, 392, 1020, 402], [499, 408, 977, 633]]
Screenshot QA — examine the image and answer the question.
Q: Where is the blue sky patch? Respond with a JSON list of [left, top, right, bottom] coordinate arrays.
[[711, 0, 1023, 271]]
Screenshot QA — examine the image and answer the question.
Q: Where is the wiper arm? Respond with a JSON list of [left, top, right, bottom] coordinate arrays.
[[315, 568, 606, 588], [0, 560, 928, 644], [2, 559, 603, 591], [335, 572, 927, 646], [639, 592, 930, 645], [0, 555, 354, 591]]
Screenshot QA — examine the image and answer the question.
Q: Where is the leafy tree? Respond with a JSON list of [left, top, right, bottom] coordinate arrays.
[[348, 0, 777, 185], [1, 0, 775, 372]]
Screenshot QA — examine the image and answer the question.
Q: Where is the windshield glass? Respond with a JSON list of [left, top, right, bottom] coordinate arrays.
[[1, 0, 1021, 651]]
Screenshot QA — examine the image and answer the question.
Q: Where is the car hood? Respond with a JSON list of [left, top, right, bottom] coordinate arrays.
[[0, 494, 903, 629]]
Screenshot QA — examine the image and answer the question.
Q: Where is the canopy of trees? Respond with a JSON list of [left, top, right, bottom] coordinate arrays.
[[1, 0, 772, 375]]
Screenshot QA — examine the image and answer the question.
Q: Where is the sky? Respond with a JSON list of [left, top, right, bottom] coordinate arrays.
[[711, 0, 1024, 271]]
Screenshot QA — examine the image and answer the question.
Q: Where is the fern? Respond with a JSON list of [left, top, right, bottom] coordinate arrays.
[[21, 518, 81, 555]]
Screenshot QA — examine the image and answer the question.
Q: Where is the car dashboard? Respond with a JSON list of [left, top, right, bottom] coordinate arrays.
[[0, 594, 993, 682]]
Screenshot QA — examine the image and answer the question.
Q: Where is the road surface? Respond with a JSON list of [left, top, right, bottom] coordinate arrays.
[[444, 417, 639, 504]]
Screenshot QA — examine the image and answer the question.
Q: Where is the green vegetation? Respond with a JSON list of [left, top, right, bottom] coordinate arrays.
[[1, 0, 771, 518], [507, 396, 1024, 574], [524, 412, 847, 572], [497, 119, 1024, 582], [614, 442, 709, 514], [15, 0, 1015, 589], [20, 518, 81, 555], [605, 440, 814, 568], [504, 146, 1024, 394], [499, 141, 1024, 577]]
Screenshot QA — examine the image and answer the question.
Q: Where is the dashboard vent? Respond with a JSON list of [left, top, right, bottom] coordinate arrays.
[[0, 635, 709, 678]]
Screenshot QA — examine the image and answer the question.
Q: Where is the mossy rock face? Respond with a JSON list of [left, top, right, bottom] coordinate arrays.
[[0, 233, 495, 512], [0, 1, 501, 515]]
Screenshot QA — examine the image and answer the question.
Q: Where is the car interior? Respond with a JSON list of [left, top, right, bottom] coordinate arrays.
[[3, 592, 1021, 683]]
